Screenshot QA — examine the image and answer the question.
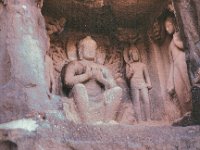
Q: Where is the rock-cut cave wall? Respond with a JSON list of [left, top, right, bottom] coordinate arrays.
[[43, 17, 180, 124], [0, 0, 61, 123], [0, 1, 200, 150], [0, 0, 188, 124]]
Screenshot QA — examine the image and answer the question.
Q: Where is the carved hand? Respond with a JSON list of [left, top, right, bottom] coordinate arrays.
[[85, 65, 93, 78], [147, 85, 152, 90], [92, 67, 105, 81], [167, 86, 175, 98]]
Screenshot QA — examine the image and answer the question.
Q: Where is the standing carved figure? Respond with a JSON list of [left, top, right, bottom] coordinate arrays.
[[125, 47, 152, 122], [64, 36, 122, 123], [165, 17, 192, 115]]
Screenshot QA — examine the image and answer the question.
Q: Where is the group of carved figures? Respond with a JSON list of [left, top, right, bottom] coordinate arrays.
[[63, 35, 154, 123], [44, 16, 192, 124]]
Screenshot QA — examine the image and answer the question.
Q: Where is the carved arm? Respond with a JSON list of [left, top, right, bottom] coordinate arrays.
[[64, 62, 90, 87], [143, 64, 152, 89]]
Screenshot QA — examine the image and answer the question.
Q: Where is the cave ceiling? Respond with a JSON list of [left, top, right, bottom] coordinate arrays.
[[42, 0, 168, 34]]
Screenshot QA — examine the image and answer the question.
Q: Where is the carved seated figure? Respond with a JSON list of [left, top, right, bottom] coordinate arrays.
[[64, 36, 122, 123]]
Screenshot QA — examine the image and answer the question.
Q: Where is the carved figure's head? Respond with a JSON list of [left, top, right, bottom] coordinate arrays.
[[78, 36, 97, 61], [130, 50, 139, 62], [164, 17, 176, 35], [129, 46, 139, 62]]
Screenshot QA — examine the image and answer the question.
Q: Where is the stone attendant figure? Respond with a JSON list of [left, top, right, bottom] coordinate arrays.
[[165, 17, 192, 115], [126, 49, 152, 122], [64, 36, 122, 123]]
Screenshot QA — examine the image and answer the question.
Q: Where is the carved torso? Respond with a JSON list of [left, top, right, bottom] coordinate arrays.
[[81, 62, 103, 99], [130, 62, 147, 89], [71, 61, 104, 100], [169, 39, 185, 65]]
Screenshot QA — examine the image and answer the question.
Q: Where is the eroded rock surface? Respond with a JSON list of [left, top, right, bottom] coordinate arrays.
[[0, 119, 200, 150], [1, 0, 200, 149]]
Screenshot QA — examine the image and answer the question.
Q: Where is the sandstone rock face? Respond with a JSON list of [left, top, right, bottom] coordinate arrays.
[[0, 0, 61, 123], [1, 119, 200, 150], [173, 0, 200, 124], [42, 0, 168, 32]]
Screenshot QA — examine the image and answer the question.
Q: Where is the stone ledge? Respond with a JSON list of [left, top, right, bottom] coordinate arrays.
[[0, 119, 200, 150]]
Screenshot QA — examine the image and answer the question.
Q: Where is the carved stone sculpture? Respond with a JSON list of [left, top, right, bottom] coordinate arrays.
[[165, 17, 192, 115], [125, 47, 152, 122], [194, 68, 200, 85], [64, 36, 122, 123]]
